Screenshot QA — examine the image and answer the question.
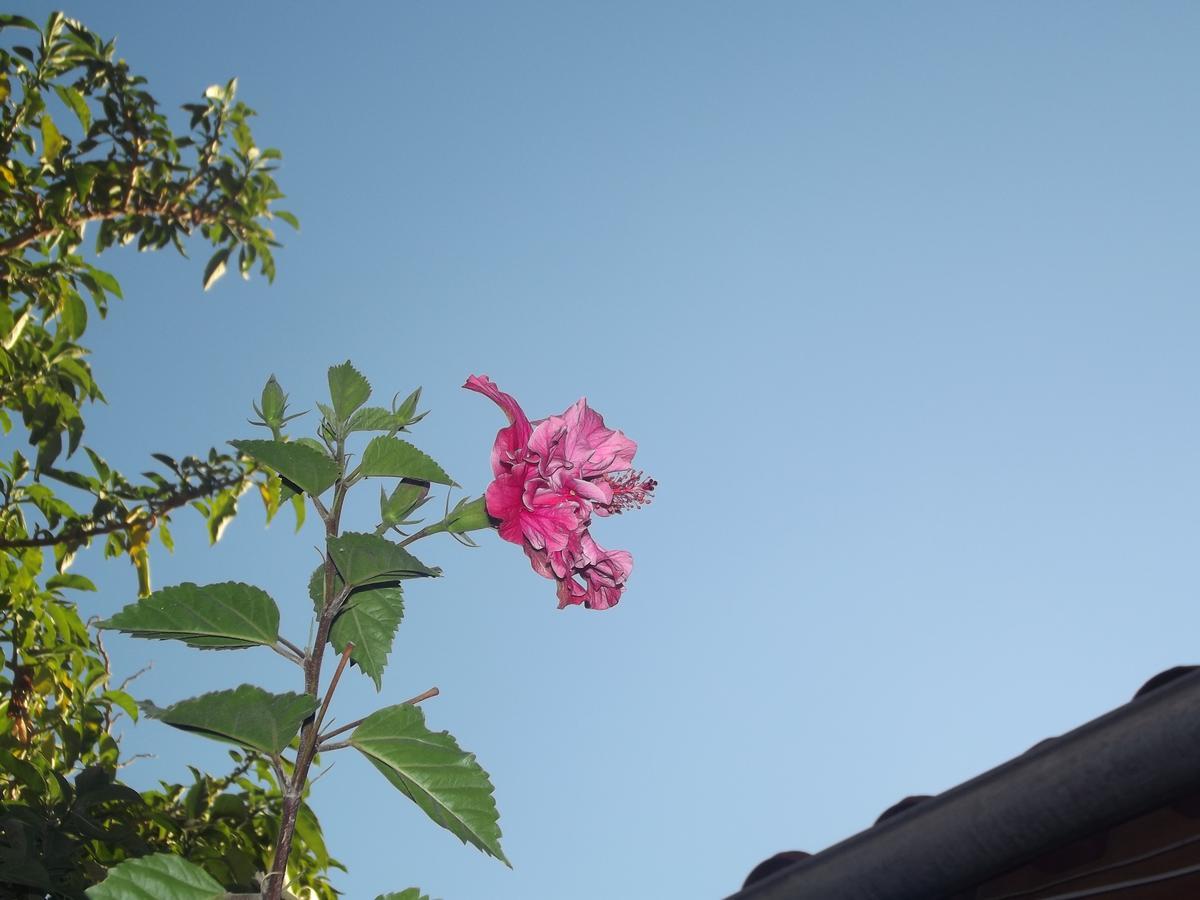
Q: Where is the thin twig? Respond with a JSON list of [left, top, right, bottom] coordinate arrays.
[[317, 686, 439, 744], [115, 752, 154, 769], [313, 643, 354, 737], [117, 663, 153, 692], [269, 754, 288, 789], [270, 643, 304, 667], [278, 636, 305, 658], [315, 740, 351, 753]]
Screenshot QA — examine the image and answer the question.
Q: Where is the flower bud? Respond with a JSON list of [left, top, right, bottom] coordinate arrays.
[[260, 375, 287, 425]]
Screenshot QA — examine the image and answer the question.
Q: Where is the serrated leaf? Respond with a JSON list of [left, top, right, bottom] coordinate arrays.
[[376, 891, 431, 900], [231, 439, 338, 496], [359, 437, 456, 486], [99, 582, 280, 649], [309, 562, 404, 688], [328, 531, 439, 585], [332, 584, 404, 690], [85, 853, 225, 900], [347, 406, 406, 434], [141, 685, 316, 755], [352, 704, 507, 864], [328, 360, 371, 423]]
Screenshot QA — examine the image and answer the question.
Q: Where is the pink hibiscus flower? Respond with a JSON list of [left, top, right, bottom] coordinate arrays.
[[465, 374, 655, 610]]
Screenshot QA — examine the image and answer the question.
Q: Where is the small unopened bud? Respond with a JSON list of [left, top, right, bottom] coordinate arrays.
[[260, 375, 287, 425]]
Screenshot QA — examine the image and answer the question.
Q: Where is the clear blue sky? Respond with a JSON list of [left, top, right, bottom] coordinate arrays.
[[14, 3, 1200, 897]]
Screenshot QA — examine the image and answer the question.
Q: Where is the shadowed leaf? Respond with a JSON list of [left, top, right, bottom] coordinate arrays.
[[99, 581, 280, 649], [141, 685, 316, 755], [327, 531, 439, 585]]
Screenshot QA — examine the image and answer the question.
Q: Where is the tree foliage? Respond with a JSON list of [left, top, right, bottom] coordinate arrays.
[[0, 11, 336, 899]]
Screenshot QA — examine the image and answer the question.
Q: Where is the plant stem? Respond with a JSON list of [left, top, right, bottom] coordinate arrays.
[[264, 463, 346, 900]]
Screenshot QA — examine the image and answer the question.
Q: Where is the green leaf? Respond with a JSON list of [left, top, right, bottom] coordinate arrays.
[[87, 267, 123, 299], [376, 891, 431, 900], [231, 439, 338, 496], [359, 436, 456, 486], [45, 573, 97, 592], [0, 14, 38, 30], [275, 209, 300, 230], [205, 488, 239, 544], [290, 492, 306, 531], [86, 853, 225, 900], [352, 704, 507, 864], [142, 685, 316, 755], [328, 531, 440, 585], [203, 246, 232, 291], [347, 406, 406, 434], [60, 292, 87, 339], [40, 113, 64, 161], [332, 584, 404, 690], [99, 582, 280, 649], [327, 360, 371, 423], [307, 565, 403, 688], [53, 84, 91, 132]]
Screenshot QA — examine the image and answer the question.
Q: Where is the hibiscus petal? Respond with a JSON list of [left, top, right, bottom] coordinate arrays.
[[464, 374, 533, 475], [557, 398, 638, 477]]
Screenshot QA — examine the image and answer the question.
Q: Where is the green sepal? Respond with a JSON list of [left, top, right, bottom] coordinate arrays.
[[380, 481, 430, 527]]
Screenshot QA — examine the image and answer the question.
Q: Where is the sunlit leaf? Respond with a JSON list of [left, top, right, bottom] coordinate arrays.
[[40, 113, 64, 161], [352, 704, 508, 864], [202, 246, 231, 291], [327, 360, 371, 423], [230, 439, 338, 496], [85, 853, 224, 900], [358, 437, 455, 486]]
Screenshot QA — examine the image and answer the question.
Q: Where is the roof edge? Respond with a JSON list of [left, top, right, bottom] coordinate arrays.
[[730, 666, 1200, 900]]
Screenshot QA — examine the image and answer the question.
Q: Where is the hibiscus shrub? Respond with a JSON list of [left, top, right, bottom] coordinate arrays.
[[87, 363, 653, 899]]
